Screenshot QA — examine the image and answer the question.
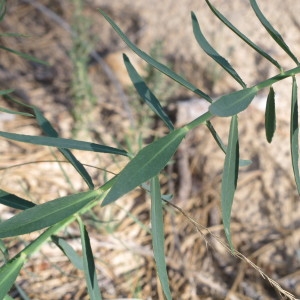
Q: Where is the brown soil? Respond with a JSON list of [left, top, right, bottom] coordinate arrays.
[[0, 1, 300, 299]]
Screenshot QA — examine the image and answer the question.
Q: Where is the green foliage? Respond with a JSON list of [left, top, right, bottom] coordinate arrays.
[[265, 86, 276, 143], [191, 11, 246, 88], [0, 130, 127, 156], [221, 115, 239, 250], [209, 86, 258, 116], [0, 253, 26, 299], [0, 0, 6, 22], [0, 190, 101, 238], [102, 127, 187, 206], [290, 76, 300, 194], [250, 0, 299, 66], [0, 45, 49, 65], [78, 217, 103, 299], [0, 189, 35, 210], [150, 176, 172, 300], [204, 0, 283, 71], [51, 235, 84, 270], [123, 53, 174, 131], [0, 1, 300, 299], [100, 9, 212, 103]]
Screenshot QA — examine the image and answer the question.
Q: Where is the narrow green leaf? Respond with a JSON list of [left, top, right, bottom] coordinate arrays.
[[0, 131, 128, 156], [32, 107, 60, 137], [0, 89, 14, 96], [0, 33, 30, 38], [221, 115, 239, 250], [204, 0, 282, 71], [150, 176, 172, 300], [98, 9, 212, 103], [0, 190, 100, 238], [0, 254, 26, 300], [250, 0, 299, 66], [78, 219, 102, 300], [102, 127, 187, 206], [33, 107, 94, 190], [0, 184, 110, 298], [51, 236, 84, 270], [0, 190, 102, 300], [0, 107, 33, 117], [206, 121, 251, 167], [191, 12, 246, 88], [123, 54, 174, 131], [0, 0, 6, 22], [3, 94, 32, 108], [209, 87, 258, 117], [265, 87, 276, 143], [0, 46, 48, 65], [290, 76, 300, 194], [14, 282, 30, 300], [0, 239, 9, 261], [1, 98, 97, 189], [0, 189, 35, 210], [206, 120, 227, 152], [238, 159, 252, 167]]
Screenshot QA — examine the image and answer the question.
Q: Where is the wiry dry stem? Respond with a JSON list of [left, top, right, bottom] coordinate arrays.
[[166, 200, 297, 300]]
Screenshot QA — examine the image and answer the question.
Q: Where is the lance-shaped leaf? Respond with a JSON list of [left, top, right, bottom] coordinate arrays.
[[0, 254, 26, 300], [0, 194, 96, 287], [191, 11, 246, 88], [204, 0, 282, 71], [0, 189, 35, 210], [209, 87, 258, 117], [98, 9, 212, 103], [290, 76, 300, 194], [0, 186, 102, 298], [0, 190, 100, 238], [150, 176, 172, 300], [102, 127, 188, 206], [0, 131, 128, 156], [265, 87, 276, 143], [51, 236, 84, 270], [0, 46, 48, 65], [0, 0, 6, 22], [250, 0, 299, 66], [221, 115, 239, 250], [123, 54, 174, 131], [78, 219, 102, 300], [0, 239, 9, 261], [33, 107, 94, 190], [0, 89, 14, 96], [0, 106, 33, 117], [14, 283, 30, 299], [206, 121, 251, 167], [2, 97, 96, 189]]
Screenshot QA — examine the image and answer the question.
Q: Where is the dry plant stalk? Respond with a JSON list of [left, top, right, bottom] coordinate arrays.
[[166, 200, 297, 300]]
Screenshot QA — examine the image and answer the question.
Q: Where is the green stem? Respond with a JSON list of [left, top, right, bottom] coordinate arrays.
[[184, 111, 213, 131], [256, 66, 300, 90], [6, 178, 116, 261], [22, 214, 77, 256], [183, 66, 300, 131]]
